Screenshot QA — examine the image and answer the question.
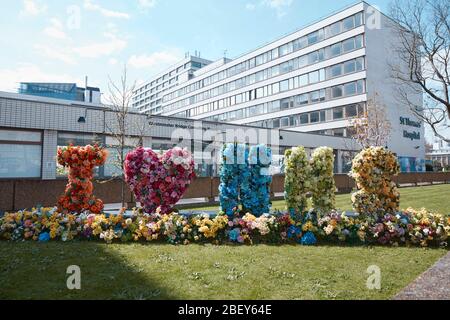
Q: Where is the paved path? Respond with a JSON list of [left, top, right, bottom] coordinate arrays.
[[394, 252, 450, 300]]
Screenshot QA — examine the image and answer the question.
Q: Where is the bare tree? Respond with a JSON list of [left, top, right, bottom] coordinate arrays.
[[103, 65, 149, 208], [389, 0, 450, 143], [349, 94, 392, 148]]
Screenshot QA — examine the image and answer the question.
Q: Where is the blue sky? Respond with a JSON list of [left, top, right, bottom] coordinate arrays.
[[0, 0, 393, 93]]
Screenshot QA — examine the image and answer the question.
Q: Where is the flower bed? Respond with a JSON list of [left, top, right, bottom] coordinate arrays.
[[1, 207, 448, 247]]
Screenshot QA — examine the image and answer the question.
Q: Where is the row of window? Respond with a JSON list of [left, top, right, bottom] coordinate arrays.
[[173, 61, 365, 121], [309, 127, 353, 138], [135, 61, 205, 94], [199, 79, 364, 123], [246, 103, 365, 129], [163, 34, 364, 112], [162, 12, 364, 105], [133, 61, 208, 108], [133, 78, 178, 101]]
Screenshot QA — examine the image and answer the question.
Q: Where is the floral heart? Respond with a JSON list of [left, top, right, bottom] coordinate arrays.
[[124, 147, 195, 214]]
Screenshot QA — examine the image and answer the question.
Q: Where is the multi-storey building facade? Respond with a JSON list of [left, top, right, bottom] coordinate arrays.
[[427, 138, 450, 171], [132, 55, 212, 115], [156, 1, 425, 170]]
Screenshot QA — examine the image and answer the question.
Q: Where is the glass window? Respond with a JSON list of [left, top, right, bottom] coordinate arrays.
[[300, 114, 309, 124], [298, 55, 308, 67], [281, 117, 290, 127], [0, 144, 41, 178], [356, 57, 364, 71], [272, 48, 279, 60], [310, 111, 320, 123], [280, 80, 289, 92], [343, 16, 355, 31], [256, 87, 264, 99], [308, 51, 319, 64], [58, 132, 101, 146], [280, 44, 288, 56], [346, 104, 358, 117], [331, 85, 343, 98], [357, 80, 365, 93], [273, 119, 280, 128], [255, 54, 264, 66], [272, 100, 281, 112], [310, 91, 320, 103], [329, 64, 342, 78], [0, 129, 41, 142], [328, 21, 341, 37], [333, 128, 345, 137], [343, 38, 355, 52], [319, 69, 325, 81], [355, 12, 363, 26], [272, 65, 280, 77], [344, 82, 357, 95], [294, 37, 307, 51], [299, 74, 308, 86], [297, 94, 309, 105], [281, 98, 290, 110], [289, 116, 297, 126], [318, 48, 325, 61], [318, 28, 325, 41], [320, 110, 326, 122], [344, 60, 356, 74], [357, 103, 365, 115], [333, 107, 344, 119], [355, 35, 364, 48], [309, 71, 319, 84], [308, 31, 319, 45], [280, 61, 289, 73], [319, 89, 326, 101], [272, 82, 280, 94], [330, 43, 342, 56]]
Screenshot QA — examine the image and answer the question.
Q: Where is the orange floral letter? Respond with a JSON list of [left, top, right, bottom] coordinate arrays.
[[57, 144, 108, 214]]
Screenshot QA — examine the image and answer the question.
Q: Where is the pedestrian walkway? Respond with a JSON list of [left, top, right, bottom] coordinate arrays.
[[394, 252, 450, 300]]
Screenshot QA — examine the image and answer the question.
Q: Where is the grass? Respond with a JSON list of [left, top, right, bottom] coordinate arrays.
[[185, 184, 450, 214], [0, 242, 447, 300], [0, 183, 449, 300]]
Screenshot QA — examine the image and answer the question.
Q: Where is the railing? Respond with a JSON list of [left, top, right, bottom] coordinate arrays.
[[0, 172, 449, 212]]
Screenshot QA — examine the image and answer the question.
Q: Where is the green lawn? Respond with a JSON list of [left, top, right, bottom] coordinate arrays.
[[0, 242, 447, 300], [1, 183, 449, 300], [186, 184, 450, 214]]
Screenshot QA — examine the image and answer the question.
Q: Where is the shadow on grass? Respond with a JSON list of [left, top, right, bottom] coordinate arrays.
[[0, 241, 177, 300]]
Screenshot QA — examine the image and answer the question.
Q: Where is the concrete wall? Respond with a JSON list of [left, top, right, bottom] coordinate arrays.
[[364, 3, 425, 160]]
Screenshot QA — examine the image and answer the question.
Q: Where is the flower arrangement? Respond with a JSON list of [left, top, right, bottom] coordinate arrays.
[[284, 147, 311, 214], [124, 147, 195, 215], [218, 143, 249, 216], [0, 207, 448, 247], [350, 147, 400, 216], [57, 144, 108, 214], [219, 143, 273, 217], [284, 146, 336, 215], [241, 145, 272, 216], [310, 147, 336, 214]]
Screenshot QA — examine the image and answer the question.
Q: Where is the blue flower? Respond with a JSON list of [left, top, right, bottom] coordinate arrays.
[[38, 232, 50, 242], [300, 231, 317, 245], [287, 225, 301, 239], [228, 228, 240, 242]]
